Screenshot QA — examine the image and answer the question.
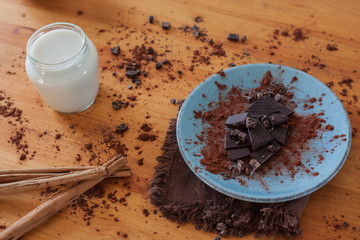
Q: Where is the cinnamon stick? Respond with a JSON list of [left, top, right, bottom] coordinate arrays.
[[0, 166, 131, 183], [0, 164, 130, 174], [0, 155, 127, 240], [0, 159, 131, 194]]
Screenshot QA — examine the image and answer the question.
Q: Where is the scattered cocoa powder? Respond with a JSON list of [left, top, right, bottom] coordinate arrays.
[[140, 123, 152, 132], [137, 133, 157, 141]]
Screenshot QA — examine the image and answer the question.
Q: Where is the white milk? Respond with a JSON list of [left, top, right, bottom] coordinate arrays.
[[26, 23, 99, 113]]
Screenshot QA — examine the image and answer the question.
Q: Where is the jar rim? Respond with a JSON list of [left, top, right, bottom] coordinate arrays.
[[26, 22, 88, 70]]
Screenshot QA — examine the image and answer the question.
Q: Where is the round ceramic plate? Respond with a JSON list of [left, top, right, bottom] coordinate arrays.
[[176, 63, 351, 203]]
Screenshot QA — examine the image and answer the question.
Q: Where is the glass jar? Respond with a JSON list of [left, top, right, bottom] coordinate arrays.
[[25, 22, 99, 113]]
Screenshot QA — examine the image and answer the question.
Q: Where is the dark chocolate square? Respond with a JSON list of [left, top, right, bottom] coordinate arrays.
[[251, 140, 280, 164], [227, 147, 250, 160], [225, 112, 248, 128], [248, 119, 273, 150], [245, 96, 279, 117], [270, 125, 289, 145]]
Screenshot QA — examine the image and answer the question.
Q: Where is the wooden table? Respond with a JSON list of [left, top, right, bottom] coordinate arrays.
[[0, 0, 359, 239]]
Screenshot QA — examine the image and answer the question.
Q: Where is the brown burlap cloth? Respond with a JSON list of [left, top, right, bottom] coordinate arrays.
[[149, 118, 310, 238]]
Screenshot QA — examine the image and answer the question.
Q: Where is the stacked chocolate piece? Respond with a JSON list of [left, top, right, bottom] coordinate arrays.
[[224, 95, 293, 174]]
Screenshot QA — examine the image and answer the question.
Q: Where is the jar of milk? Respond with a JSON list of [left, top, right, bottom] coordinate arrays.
[[26, 22, 99, 113]]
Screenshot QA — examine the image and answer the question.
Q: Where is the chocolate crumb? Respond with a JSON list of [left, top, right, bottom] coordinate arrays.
[[155, 62, 162, 70], [84, 143, 93, 150], [162, 22, 170, 30], [140, 123, 152, 132], [138, 158, 144, 166], [143, 209, 150, 217], [148, 15, 154, 24], [326, 44, 338, 51], [194, 16, 203, 23], [110, 46, 121, 56], [55, 134, 61, 140], [227, 33, 239, 41], [115, 123, 129, 134], [137, 133, 157, 141]]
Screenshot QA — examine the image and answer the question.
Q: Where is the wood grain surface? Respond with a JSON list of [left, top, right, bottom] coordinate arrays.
[[0, 0, 359, 239]]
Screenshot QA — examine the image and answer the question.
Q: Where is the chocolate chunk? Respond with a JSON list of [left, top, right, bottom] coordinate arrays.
[[270, 124, 289, 145], [147, 47, 155, 55], [227, 33, 239, 41], [115, 123, 129, 134], [241, 35, 247, 43], [155, 62, 162, 69], [148, 15, 154, 23], [249, 159, 261, 171], [248, 119, 273, 150], [237, 131, 247, 143], [274, 93, 282, 102], [135, 79, 141, 85], [236, 160, 245, 173], [229, 129, 241, 140], [224, 131, 248, 150], [194, 16, 203, 23], [245, 117, 257, 129], [162, 22, 170, 30], [112, 100, 123, 110], [268, 112, 288, 126], [245, 96, 279, 117], [170, 98, 176, 104], [251, 140, 280, 164], [228, 63, 236, 67], [260, 115, 271, 128], [226, 147, 250, 160], [110, 46, 120, 56], [208, 38, 213, 44], [225, 112, 248, 128], [161, 59, 169, 65], [125, 70, 140, 79]]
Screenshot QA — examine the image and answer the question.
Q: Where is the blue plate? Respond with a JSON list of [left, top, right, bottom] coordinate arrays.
[[176, 63, 351, 203]]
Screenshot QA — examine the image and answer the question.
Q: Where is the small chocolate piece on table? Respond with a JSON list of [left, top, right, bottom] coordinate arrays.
[[125, 70, 140, 79], [227, 147, 250, 160], [162, 22, 171, 30], [110, 46, 120, 56], [248, 119, 273, 150], [115, 123, 129, 134], [155, 62, 162, 69], [251, 140, 280, 164], [148, 15, 154, 23], [225, 112, 248, 128], [270, 124, 289, 145], [227, 33, 239, 41], [112, 100, 123, 110]]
